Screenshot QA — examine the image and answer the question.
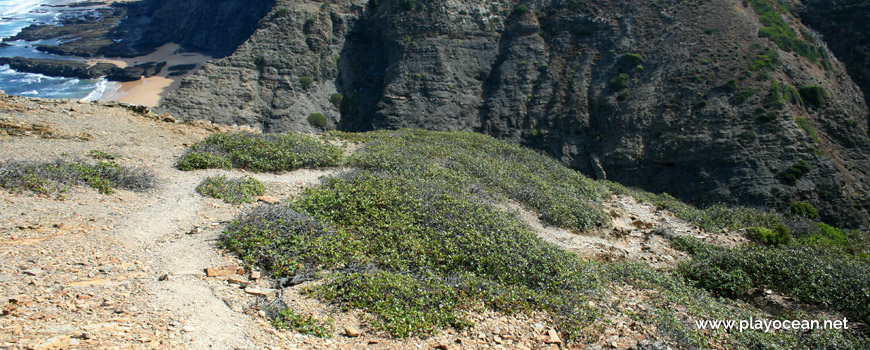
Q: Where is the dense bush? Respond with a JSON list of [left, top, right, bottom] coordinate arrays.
[[271, 309, 333, 337], [195, 175, 265, 204], [789, 200, 819, 219], [337, 129, 609, 231], [746, 225, 792, 246], [0, 159, 154, 196], [176, 132, 342, 172], [780, 160, 812, 186], [800, 85, 828, 106], [307, 113, 328, 128], [609, 73, 629, 91], [674, 236, 870, 327], [224, 172, 601, 339]]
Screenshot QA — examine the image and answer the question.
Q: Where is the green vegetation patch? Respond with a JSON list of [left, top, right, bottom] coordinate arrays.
[[195, 175, 265, 204], [674, 236, 870, 328], [746, 225, 792, 246], [307, 113, 328, 128], [89, 149, 118, 160], [271, 308, 333, 338], [796, 118, 820, 143], [748, 0, 822, 61], [789, 200, 818, 219], [336, 129, 609, 231], [176, 132, 342, 172], [609, 73, 629, 91], [799, 85, 828, 106], [219, 130, 867, 347], [780, 160, 811, 186], [749, 49, 780, 71], [0, 159, 154, 196], [223, 172, 601, 339]]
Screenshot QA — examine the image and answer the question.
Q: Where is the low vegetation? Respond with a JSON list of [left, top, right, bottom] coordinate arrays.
[[215, 130, 867, 348], [800, 85, 829, 106], [0, 159, 153, 196], [748, 0, 822, 61], [674, 236, 870, 330], [177, 132, 342, 172], [307, 113, 328, 128], [195, 175, 265, 204], [270, 308, 333, 338]]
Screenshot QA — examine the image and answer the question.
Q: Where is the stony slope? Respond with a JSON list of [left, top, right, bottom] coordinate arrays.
[[157, 0, 870, 228]]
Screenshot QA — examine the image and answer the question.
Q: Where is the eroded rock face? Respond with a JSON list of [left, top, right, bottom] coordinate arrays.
[[158, 0, 870, 228]]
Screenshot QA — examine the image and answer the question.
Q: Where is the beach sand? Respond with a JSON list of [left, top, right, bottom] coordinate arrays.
[[95, 43, 212, 106]]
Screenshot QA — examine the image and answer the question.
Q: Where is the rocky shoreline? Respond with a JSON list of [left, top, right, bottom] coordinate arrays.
[[0, 57, 167, 82]]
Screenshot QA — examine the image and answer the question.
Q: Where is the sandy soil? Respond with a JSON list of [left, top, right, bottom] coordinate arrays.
[[94, 43, 212, 107]]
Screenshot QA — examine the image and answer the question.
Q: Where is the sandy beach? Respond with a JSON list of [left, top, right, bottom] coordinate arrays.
[[95, 43, 212, 106]]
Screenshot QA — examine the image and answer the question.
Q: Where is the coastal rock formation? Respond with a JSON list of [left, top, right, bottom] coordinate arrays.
[[0, 57, 166, 82], [5, 0, 273, 58], [159, 0, 870, 228]]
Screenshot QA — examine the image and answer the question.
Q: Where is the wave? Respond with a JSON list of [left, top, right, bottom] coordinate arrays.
[[0, 0, 43, 18], [19, 89, 38, 95], [81, 78, 115, 101]]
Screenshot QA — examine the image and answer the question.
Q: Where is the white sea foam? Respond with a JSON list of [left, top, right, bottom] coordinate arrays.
[[82, 78, 114, 101], [0, 0, 43, 18], [20, 89, 38, 95]]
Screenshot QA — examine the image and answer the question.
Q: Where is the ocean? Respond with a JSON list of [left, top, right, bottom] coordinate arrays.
[[0, 0, 110, 100]]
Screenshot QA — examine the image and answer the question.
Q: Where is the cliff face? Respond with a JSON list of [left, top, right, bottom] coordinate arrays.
[[134, 0, 276, 57], [158, 0, 870, 228], [798, 0, 870, 114]]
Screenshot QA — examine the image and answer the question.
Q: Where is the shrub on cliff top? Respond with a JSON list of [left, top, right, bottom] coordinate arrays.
[[0, 159, 153, 196], [195, 175, 265, 204], [176, 132, 342, 172]]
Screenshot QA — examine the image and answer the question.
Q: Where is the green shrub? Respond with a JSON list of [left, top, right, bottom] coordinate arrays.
[[780, 160, 811, 186], [748, 1, 820, 61], [224, 172, 601, 339], [338, 129, 609, 231], [679, 261, 753, 298], [749, 49, 780, 71], [609, 73, 629, 91], [783, 84, 802, 104], [307, 113, 328, 128], [329, 93, 343, 108], [746, 225, 792, 246], [176, 132, 342, 172], [195, 175, 265, 204], [788, 200, 818, 219], [722, 79, 738, 92], [799, 85, 828, 106], [767, 80, 785, 109], [271, 309, 333, 337], [674, 236, 870, 327], [89, 150, 118, 160], [299, 76, 314, 89], [795, 118, 820, 143], [512, 4, 527, 16], [737, 87, 755, 103], [0, 160, 153, 196], [176, 152, 231, 171]]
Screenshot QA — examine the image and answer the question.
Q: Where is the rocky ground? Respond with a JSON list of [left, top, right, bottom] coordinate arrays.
[[0, 93, 744, 349]]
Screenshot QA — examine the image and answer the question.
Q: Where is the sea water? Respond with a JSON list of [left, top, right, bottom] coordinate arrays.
[[0, 0, 110, 100]]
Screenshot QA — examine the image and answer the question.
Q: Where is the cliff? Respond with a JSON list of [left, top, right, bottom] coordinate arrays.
[[157, 0, 870, 228]]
